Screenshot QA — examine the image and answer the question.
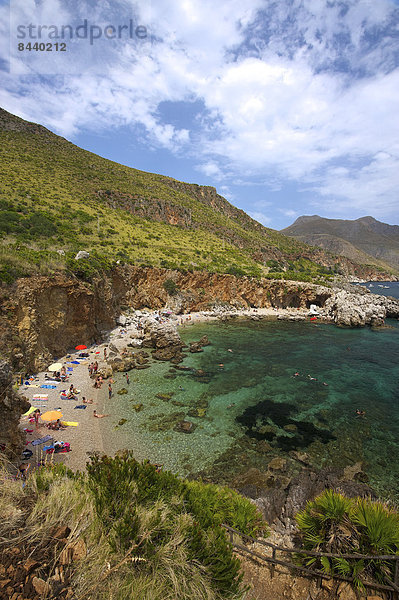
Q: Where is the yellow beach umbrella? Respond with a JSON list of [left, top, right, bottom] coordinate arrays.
[[23, 406, 37, 416], [48, 362, 62, 372], [41, 410, 63, 422]]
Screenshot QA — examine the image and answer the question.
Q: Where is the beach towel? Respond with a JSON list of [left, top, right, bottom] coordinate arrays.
[[23, 428, 34, 433], [62, 421, 78, 426], [67, 367, 73, 371], [74, 404, 87, 409], [22, 449, 33, 459], [23, 406, 38, 416], [32, 394, 48, 400], [31, 435, 52, 446], [40, 384, 57, 389]]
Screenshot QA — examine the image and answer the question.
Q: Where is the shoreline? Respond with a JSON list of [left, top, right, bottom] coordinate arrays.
[[17, 291, 397, 475], [18, 306, 311, 474]]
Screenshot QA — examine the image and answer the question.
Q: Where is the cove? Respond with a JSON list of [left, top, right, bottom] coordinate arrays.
[[101, 318, 399, 501]]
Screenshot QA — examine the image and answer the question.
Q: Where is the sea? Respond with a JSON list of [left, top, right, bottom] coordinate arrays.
[[102, 281, 399, 501]]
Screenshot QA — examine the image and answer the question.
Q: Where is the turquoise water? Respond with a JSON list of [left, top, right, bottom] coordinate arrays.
[[102, 318, 399, 499]]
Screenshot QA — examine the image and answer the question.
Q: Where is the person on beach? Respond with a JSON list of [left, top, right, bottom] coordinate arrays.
[[104, 347, 107, 360], [356, 409, 366, 418], [94, 376, 103, 389], [93, 410, 110, 418], [33, 409, 40, 428], [108, 382, 113, 399], [94, 361, 98, 373], [125, 373, 130, 385], [82, 396, 94, 404], [18, 463, 30, 480], [47, 419, 66, 431]]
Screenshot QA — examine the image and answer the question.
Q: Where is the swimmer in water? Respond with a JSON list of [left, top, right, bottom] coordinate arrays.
[[227, 349, 233, 352]]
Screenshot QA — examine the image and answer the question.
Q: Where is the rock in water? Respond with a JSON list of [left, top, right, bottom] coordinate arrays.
[[174, 420, 196, 433]]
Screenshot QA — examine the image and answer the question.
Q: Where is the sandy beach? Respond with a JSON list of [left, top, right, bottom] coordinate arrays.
[[19, 345, 110, 473], [17, 305, 313, 474]]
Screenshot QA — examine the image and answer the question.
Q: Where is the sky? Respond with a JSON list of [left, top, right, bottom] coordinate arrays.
[[1, 0, 399, 230]]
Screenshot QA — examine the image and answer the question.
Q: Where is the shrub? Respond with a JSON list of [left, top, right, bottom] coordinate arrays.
[[163, 278, 179, 295], [295, 490, 399, 588], [86, 453, 266, 597]]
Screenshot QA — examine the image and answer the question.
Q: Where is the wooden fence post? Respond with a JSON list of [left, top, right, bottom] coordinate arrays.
[[270, 548, 276, 579]]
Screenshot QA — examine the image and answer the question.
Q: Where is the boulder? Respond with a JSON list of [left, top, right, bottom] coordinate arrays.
[[174, 420, 196, 433], [254, 466, 376, 526], [268, 457, 287, 471], [108, 357, 135, 372], [324, 288, 399, 327], [74, 251, 90, 260], [143, 319, 183, 350]]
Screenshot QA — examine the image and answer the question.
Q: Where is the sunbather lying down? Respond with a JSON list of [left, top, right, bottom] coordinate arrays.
[[93, 410, 109, 418], [46, 419, 67, 430]]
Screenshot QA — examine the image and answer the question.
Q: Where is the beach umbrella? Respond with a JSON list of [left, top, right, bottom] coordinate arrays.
[[48, 362, 62, 372], [41, 410, 63, 422], [75, 344, 87, 350]]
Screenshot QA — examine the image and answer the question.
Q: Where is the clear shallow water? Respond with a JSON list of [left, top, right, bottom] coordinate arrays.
[[102, 318, 399, 499]]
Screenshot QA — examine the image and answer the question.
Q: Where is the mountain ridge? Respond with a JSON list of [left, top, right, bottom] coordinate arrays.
[[282, 215, 399, 273]]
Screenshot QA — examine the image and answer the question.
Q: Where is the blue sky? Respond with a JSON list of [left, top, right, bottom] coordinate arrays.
[[1, 0, 399, 230]]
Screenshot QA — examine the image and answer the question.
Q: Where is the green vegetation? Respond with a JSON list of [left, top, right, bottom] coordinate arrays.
[[295, 489, 399, 589], [0, 108, 353, 284], [163, 278, 179, 296], [0, 455, 266, 599]]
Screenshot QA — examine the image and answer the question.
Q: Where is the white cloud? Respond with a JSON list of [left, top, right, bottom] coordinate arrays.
[[197, 161, 224, 179], [248, 211, 272, 225]]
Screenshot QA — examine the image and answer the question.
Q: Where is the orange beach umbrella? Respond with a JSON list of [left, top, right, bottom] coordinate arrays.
[[41, 410, 63, 422]]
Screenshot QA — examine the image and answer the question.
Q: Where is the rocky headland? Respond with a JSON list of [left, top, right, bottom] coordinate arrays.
[[2, 266, 398, 375]]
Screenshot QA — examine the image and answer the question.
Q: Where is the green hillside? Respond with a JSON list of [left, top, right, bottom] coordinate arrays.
[[0, 108, 384, 284]]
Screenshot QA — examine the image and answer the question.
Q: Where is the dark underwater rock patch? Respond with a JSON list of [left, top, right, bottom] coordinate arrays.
[[236, 398, 335, 451]]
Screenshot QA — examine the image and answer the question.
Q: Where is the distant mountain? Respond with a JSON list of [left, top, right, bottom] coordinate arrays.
[[281, 215, 399, 273]]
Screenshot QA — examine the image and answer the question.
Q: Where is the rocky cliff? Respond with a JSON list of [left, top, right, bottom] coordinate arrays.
[[1, 267, 399, 373], [1, 268, 332, 371], [0, 361, 30, 458]]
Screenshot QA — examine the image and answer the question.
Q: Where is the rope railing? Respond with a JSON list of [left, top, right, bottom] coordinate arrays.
[[221, 524, 399, 595]]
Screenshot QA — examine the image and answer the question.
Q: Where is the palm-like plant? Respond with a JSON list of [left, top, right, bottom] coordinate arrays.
[[296, 489, 355, 553], [351, 498, 399, 584], [295, 490, 399, 590]]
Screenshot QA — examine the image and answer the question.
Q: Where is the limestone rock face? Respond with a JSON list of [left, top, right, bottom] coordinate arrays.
[[143, 318, 183, 349], [0, 361, 30, 458], [14, 275, 116, 371], [324, 289, 399, 326]]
